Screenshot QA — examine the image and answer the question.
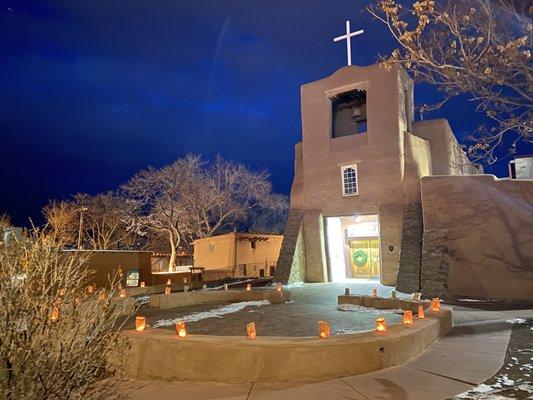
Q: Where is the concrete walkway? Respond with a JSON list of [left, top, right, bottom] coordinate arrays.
[[121, 319, 515, 400]]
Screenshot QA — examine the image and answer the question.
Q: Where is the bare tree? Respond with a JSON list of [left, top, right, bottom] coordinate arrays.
[[73, 192, 138, 250], [42, 201, 78, 246], [122, 154, 278, 270], [122, 154, 203, 270], [368, 0, 532, 163], [243, 194, 289, 235], [0, 229, 129, 399], [186, 155, 274, 239], [0, 213, 11, 231]]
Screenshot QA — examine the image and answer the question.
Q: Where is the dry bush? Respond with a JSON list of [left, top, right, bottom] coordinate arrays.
[[0, 230, 131, 400]]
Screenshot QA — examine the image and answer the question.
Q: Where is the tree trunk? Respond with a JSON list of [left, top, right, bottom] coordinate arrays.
[[168, 231, 176, 272]]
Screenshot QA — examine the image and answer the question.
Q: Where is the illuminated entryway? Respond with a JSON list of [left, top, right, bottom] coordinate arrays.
[[325, 214, 380, 282]]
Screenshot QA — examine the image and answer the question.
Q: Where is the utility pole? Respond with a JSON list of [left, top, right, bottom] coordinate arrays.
[[77, 206, 88, 250]]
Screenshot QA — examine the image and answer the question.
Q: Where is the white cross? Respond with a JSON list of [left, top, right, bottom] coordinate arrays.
[[333, 20, 364, 66]]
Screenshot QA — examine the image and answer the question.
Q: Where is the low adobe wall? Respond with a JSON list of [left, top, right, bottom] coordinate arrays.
[[116, 294, 451, 383], [337, 295, 431, 313], [125, 281, 204, 297], [149, 288, 291, 309]]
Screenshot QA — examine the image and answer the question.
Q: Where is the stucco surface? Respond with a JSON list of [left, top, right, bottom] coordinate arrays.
[[117, 300, 451, 383], [284, 63, 490, 290], [72, 250, 153, 288], [421, 175, 533, 300], [149, 289, 291, 309], [412, 119, 482, 176], [193, 232, 282, 273]]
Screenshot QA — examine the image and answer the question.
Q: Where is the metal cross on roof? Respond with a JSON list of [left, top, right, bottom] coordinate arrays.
[[333, 20, 364, 66]]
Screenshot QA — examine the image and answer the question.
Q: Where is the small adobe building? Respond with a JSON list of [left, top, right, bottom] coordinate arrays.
[[274, 63, 533, 301], [193, 232, 283, 279]]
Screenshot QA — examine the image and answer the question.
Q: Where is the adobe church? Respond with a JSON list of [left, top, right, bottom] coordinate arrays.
[[274, 63, 533, 302]]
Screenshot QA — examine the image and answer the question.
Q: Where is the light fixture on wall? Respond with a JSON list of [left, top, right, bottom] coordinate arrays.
[[119, 289, 127, 298], [276, 284, 283, 292], [371, 288, 378, 298], [166, 278, 172, 285], [417, 305, 425, 319], [164, 286, 172, 295], [390, 290, 397, 299], [352, 215, 362, 223], [140, 281, 145, 288], [246, 283, 251, 291]]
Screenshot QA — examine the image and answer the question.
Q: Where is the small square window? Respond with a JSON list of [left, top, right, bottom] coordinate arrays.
[[341, 165, 358, 196], [126, 269, 140, 287]]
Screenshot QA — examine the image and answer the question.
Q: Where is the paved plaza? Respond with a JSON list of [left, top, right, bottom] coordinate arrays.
[[119, 281, 533, 399]]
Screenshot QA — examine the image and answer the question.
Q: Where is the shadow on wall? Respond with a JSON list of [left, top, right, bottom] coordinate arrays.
[[421, 176, 533, 301]]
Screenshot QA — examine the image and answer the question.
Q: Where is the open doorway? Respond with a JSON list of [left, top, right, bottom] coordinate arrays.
[[325, 214, 380, 282]]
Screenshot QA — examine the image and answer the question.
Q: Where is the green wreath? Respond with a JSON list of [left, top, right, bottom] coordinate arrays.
[[352, 250, 368, 267]]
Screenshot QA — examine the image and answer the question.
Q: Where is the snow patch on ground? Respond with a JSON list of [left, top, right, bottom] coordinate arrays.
[[152, 300, 270, 328], [332, 327, 372, 335], [337, 303, 402, 314], [454, 373, 524, 399], [283, 282, 306, 289], [457, 298, 488, 303], [506, 318, 527, 324], [135, 295, 150, 306]]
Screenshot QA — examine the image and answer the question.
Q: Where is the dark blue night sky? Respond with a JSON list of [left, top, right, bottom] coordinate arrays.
[[1, 1, 529, 226]]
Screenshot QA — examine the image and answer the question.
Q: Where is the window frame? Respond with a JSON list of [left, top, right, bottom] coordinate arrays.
[[125, 269, 140, 287], [341, 165, 359, 197]]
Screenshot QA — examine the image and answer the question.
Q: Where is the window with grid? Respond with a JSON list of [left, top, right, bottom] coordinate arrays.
[[125, 269, 140, 287], [341, 165, 358, 196]]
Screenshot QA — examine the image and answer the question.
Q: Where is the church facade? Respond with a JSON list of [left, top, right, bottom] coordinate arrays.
[[274, 63, 533, 301]]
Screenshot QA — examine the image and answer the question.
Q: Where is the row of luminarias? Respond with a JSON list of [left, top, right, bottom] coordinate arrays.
[[134, 287, 441, 339]]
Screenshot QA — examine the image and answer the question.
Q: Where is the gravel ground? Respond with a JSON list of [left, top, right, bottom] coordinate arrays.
[[123, 280, 404, 336], [122, 281, 533, 339]]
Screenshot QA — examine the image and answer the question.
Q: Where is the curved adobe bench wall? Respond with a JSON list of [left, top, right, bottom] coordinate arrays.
[[148, 288, 291, 309], [116, 293, 452, 383]]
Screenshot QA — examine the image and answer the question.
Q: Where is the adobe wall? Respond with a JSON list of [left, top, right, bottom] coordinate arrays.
[[193, 233, 236, 270], [235, 234, 283, 267], [76, 251, 153, 288], [273, 210, 306, 284], [118, 298, 452, 383], [412, 119, 482, 176], [299, 64, 407, 213], [291, 64, 427, 284], [421, 175, 533, 300], [193, 233, 283, 273]]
